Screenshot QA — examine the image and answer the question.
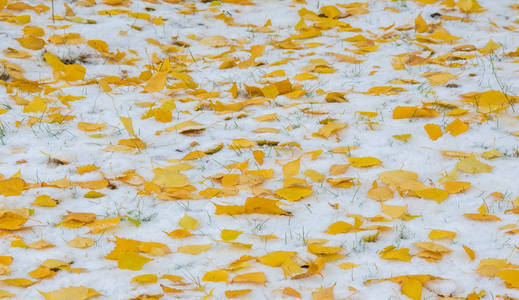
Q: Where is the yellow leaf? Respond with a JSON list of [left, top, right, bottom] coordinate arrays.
[[204, 143, 223, 155], [481, 149, 501, 159], [229, 138, 254, 149], [325, 92, 347, 103], [331, 53, 364, 64], [329, 146, 358, 154], [117, 252, 152, 271], [462, 245, 475, 260], [381, 203, 408, 219], [33, 195, 57, 207], [120, 117, 136, 137], [220, 229, 242, 241], [479, 40, 501, 55], [181, 150, 206, 161], [202, 269, 228, 282], [254, 113, 277, 122], [414, 14, 429, 33], [260, 84, 279, 99], [428, 230, 456, 240], [11, 239, 28, 249], [363, 86, 406, 96], [283, 158, 300, 178], [77, 122, 106, 132], [78, 180, 110, 191], [39, 286, 100, 300], [422, 71, 457, 86], [153, 108, 172, 123], [416, 188, 449, 203], [177, 244, 212, 255], [326, 177, 355, 188], [244, 196, 292, 215], [476, 259, 515, 277], [313, 122, 347, 139], [401, 278, 422, 300], [443, 181, 471, 194], [167, 228, 192, 239], [463, 90, 511, 114], [326, 221, 354, 234], [152, 169, 189, 188], [144, 71, 167, 93], [88, 217, 120, 234], [87, 39, 109, 53], [29, 265, 56, 279], [392, 106, 439, 119], [67, 236, 95, 249], [418, 26, 461, 43], [225, 289, 252, 298], [368, 182, 393, 202], [58, 212, 96, 228], [281, 258, 303, 278], [348, 156, 381, 168], [275, 186, 313, 201], [200, 35, 229, 47], [29, 240, 54, 250], [380, 247, 412, 262], [446, 108, 469, 116], [214, 203, 246, 215], [84, 191, 105, 198], [329, 164, 349, 176], [226, 82, 238, 98], [392, 134, 411, 142], [41, 261, 66, 272], [161, 274, 184, 283], [23, 97, 47, 113], [0, 289, 15, 298], [0, 256, 12, 267], [1, 278, 36, 288], [43, 52, 85, 81], [441, 150, 472, 158], [131, 274, 158, 284], [312, 285, 342, 300], [0, 178, 25, 197], [76, 164, 99, 174], [251, 150, 265, 166], [139, 241, 170, 256], [497, 270, 519, 289], [445, 118, 469, 136], [338, 262, 358, 270], [457, 0, 485, 13], [258, 251, 297, 267], [0, 209, 29, 230], [320, 5, 341, 18], [304, 169, 325, 182], [356, 111, 377, 118], [3, 47, 31, 58], [413, 242, 452, 254], [263, 70, 285, 78], [457, 156, 493, 173], [294, 72, 318, 81], [424, 124, 442, 141], [16, 35, 46, 50], [231, 272, 266, 284], [463, 213, 501, 221], [307, 244, 342, 256]]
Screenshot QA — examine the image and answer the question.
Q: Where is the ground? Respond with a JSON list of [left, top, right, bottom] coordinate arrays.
[[0, 0, 519, 299]]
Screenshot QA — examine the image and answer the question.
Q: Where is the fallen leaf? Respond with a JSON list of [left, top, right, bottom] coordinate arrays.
[[39, 286, 101, 300]]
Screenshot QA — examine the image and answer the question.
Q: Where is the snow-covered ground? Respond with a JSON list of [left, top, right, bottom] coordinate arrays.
[[1, 0, 519, 299]]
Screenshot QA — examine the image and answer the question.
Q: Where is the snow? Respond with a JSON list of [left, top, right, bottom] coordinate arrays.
[[1, 0, 519, 299]]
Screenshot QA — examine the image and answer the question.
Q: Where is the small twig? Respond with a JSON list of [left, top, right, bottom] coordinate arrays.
[[51, 0, 55, 23]]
